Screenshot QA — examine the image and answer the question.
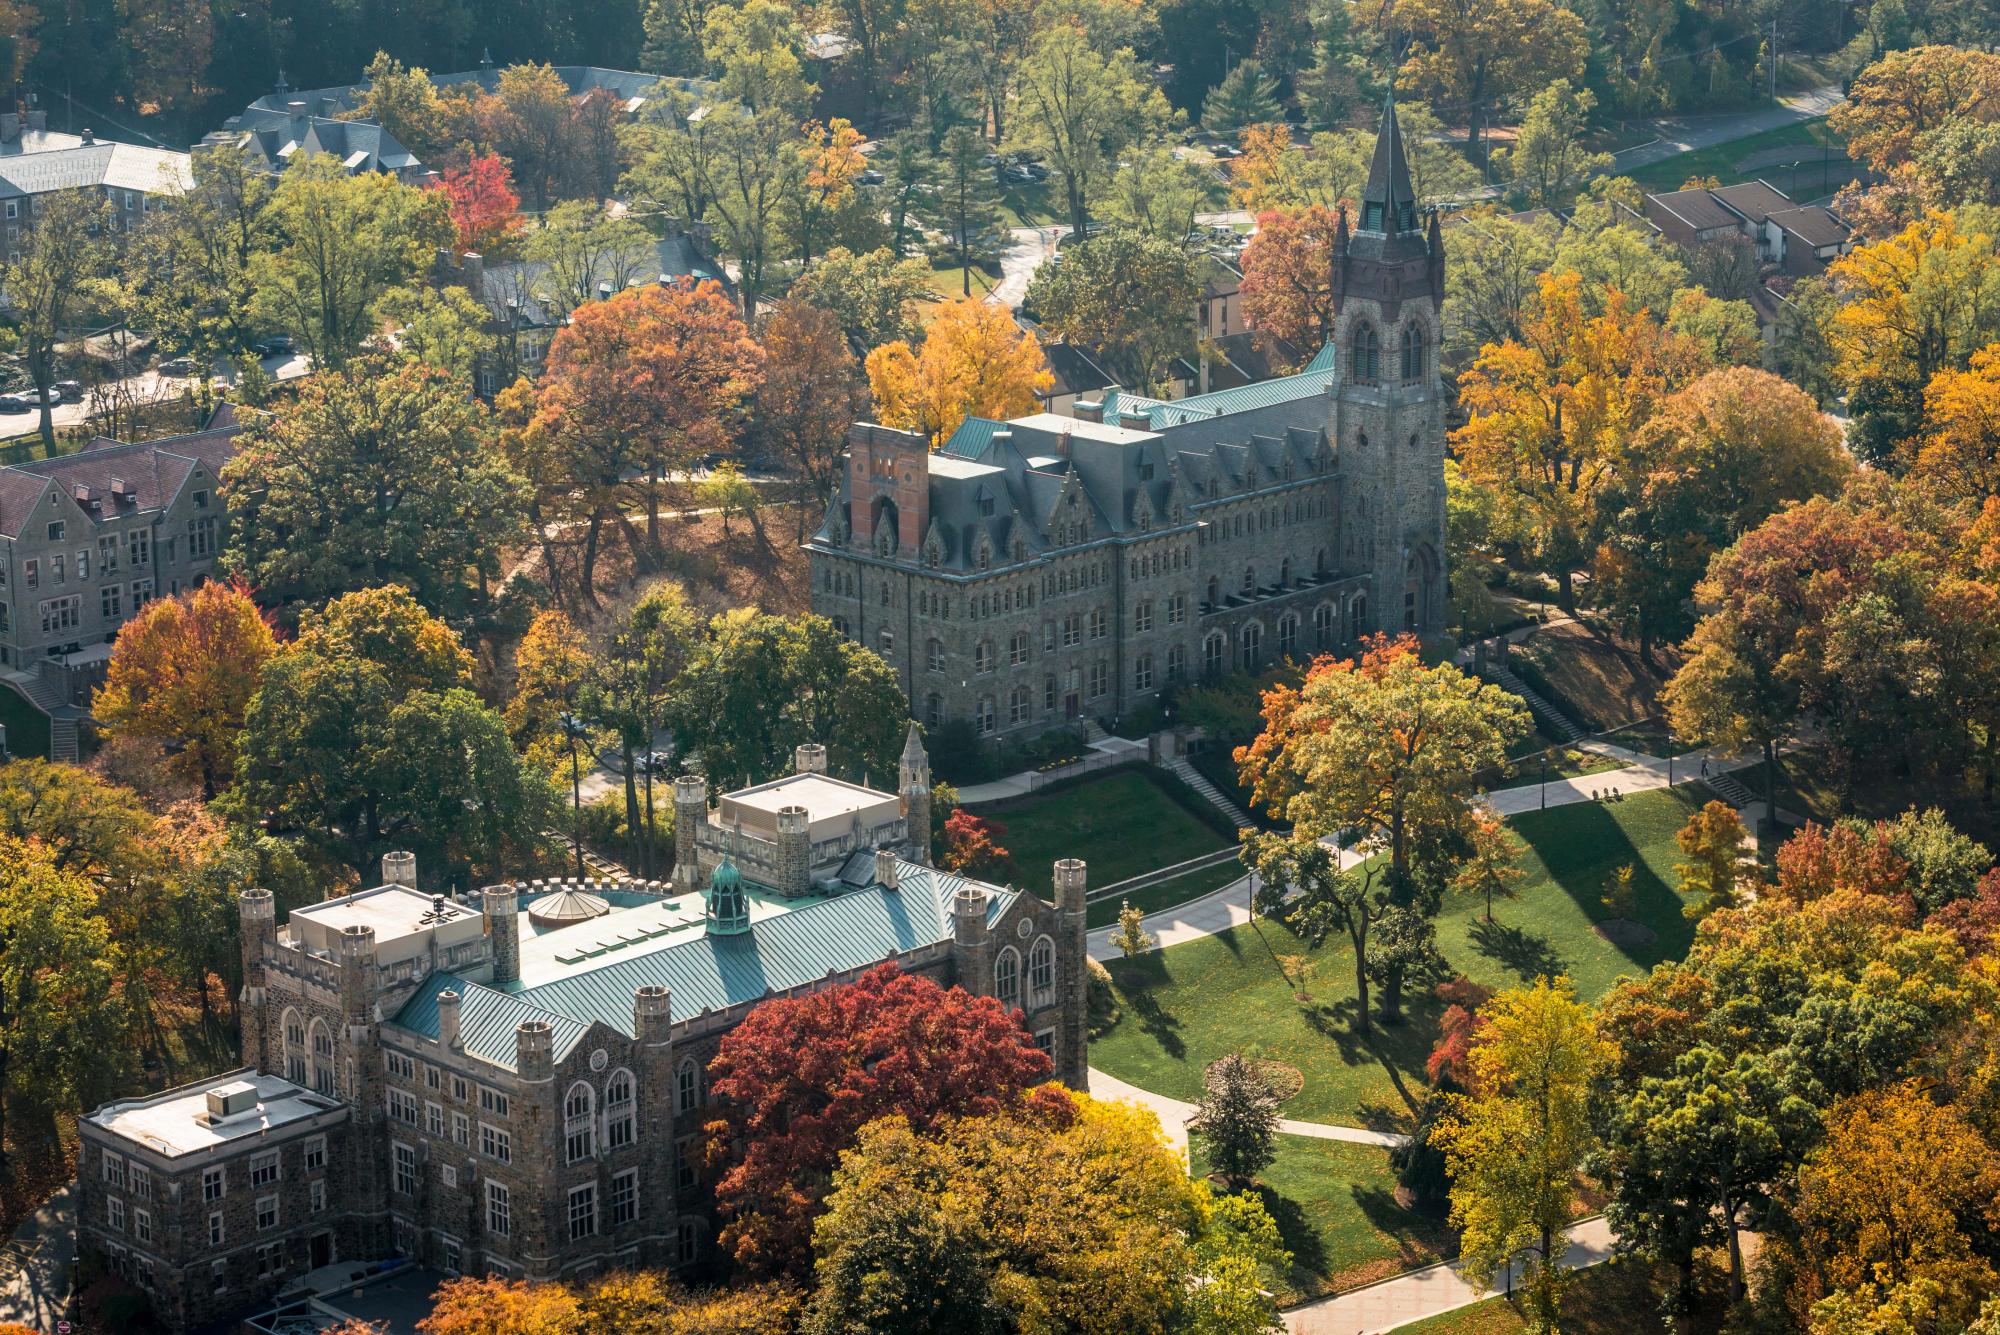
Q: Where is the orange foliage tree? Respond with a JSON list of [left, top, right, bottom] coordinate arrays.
[[95, 578, 278, 798], [438, 152, 523, 255], [1237, 205, 1340, 350]]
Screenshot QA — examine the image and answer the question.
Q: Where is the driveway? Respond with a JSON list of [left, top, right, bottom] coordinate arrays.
[[988, 225, 1067, 308], [0, 1183, 73, 1332], [6, 351, 312, 437], [1612, 84, 1846, 175]]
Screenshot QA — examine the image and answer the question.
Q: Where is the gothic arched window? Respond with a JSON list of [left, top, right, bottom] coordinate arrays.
[[1401, 322, 1427, 382], [1350, 323, 1380, 384]]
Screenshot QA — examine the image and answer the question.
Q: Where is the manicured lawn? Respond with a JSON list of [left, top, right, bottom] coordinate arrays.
[[1195, 1135, 1454, 1302], [1491, 735, 1624, 789], [985, 768, 1232, 890], [998, 180, 1062, 228], [1092, 788, 1705, 1130], [1626, 117, 1845, 192], [1086, 860, 1245, 929], [926, 257, 1000, 300]]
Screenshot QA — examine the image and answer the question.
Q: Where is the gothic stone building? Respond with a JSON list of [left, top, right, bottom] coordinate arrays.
[[75, 734, 1087, 1333], [810, 101, 1447, 741]]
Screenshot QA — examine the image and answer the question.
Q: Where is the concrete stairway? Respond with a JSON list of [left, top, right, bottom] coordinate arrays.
[[1480, 664, 1585, 743], [1704, 769, 1758, 808], [1162, 757, 1253, 833]]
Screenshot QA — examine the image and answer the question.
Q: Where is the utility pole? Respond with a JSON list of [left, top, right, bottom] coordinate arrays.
[[1769, 19, 1779, 103]]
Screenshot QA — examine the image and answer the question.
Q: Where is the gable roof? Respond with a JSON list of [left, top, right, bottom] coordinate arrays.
[[0, 412, 242, 539], [388, 858, 1018, 1067], [0, 141, 191, 198], [1769, 205, 1852, 249], [1708, 180, 1793, 225], [1647, 187, 1745, 233]]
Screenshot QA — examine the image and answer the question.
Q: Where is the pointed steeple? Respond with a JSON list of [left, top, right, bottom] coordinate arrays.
[[1359, 87, 1418, 236]]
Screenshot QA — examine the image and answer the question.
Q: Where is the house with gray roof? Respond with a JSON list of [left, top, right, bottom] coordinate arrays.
[[200, 104, 427, 181], [813, 96, 1448, 742], [0, 112, 191, 259], [0, 404, 244, 759], [76, 734, 1088, 1332]]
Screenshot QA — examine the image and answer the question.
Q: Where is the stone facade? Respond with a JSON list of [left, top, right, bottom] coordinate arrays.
[[809, 102, 1446, 743], [76, 745, 1086, 1333]]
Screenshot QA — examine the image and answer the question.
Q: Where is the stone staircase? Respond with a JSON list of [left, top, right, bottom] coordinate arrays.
[[1703, 768, 1758, 808], [2, 670, 78, 762], [1162, 757, 1253, 833], [1080, 719, 1110, 745], [1479, 664, 1585, 743]]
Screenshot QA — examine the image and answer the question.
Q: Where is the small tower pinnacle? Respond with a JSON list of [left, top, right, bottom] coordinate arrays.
[[1358, 88, 1418, 236]]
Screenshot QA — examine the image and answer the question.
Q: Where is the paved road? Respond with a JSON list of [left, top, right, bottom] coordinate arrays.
[[5, 351, 312, 438], [1612, 84, 1846, 175], [0, 1182, 72, 1331], [1284, 1216, 1617, 1334]]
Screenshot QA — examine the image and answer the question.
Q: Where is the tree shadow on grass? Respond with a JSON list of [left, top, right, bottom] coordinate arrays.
[[1105, 952, 1185, 1059], [1300, 996, 1433, 1120], [1507, 795, 1698, 969], [1247, 1184, 1329, 1291], [1468, 916, 1568, 984], [1350, 1183, 1457, 1269]]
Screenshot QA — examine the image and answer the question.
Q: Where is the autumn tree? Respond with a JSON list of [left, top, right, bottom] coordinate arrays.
[[1828, 47, 2000, 182], [1023, 229, 1199, 392], [1455, 271, 1706, 607], [1912, 343, 2000, 503], [530, 280, 763, 601], [1007, 22, 1172, 236], [865, 298, 1051, 447], [507, 609, 597, 776], [250, 156, 452, 370], [344, 52, 460, 164], [1596, 366, 1851, 658], [940, 808, 1015, 881], [805, 1092, 1291, 1335], [2, 188, 111, 449], [1830, 210, 2000, 465], [1243, 832, 1390, 1034], [222, 355, 528, 620], [788, 245, 934, 351], [1190, 1053, 1282, 1188], [753, 300, 868, 536], [1238, 205, 1340, 350], [419, 1273, 799, 1335], [1390, 0, 1588, 165], [702, 963, 1055, 1273], [1499, 80, 1613, 209], [122, 142, 272, 369], [95, 580, 278, 798], [1110, 901, 1154, 958], [439, 152, 524, 255], [518, 201, 657, 324], [1454, 808, 1525, 922], [1676, 800, 1750, 919], [231, 588, 558, 882], [1434, 977, 1612, 1330]]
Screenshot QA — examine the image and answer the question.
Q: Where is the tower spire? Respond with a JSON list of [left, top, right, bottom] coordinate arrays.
[[1359, 86, 1417, 235]]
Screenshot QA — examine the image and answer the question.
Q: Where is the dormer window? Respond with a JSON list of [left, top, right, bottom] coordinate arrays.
[[193, 489, 209, 509], [1139, 461, 1155, 481], [979, 496, 995, 517]]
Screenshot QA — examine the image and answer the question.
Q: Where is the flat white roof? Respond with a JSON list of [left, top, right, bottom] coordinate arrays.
[[85, 1071, 340, 1158], [1008, 412, 1156, 444], [717, 772, 900, 838], [291, 885, 474, 942]]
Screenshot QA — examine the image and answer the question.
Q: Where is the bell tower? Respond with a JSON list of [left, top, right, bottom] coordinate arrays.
[[1329, 90, 1448, 638]]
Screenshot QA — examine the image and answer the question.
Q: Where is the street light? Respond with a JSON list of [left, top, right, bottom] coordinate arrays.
[[558, 710, 589, 877]]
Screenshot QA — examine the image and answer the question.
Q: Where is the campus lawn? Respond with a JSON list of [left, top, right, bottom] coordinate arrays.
[[1085, 860, 1245, 929], [1092, 787, 1705, 1130], [926, 257, 1000, 300], [1626, 117, 1845, 192], [983, 768, 1232, 891], [1193, 1135, 1455, 1302], [1393, 1257, 1729, 1335]]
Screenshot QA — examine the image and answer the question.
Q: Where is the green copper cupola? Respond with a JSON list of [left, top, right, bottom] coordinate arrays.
[[706, 856, 751, 936]]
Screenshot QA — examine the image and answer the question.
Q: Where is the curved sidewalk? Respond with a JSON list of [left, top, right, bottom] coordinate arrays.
[[1088, 1068, 1411, 1157]]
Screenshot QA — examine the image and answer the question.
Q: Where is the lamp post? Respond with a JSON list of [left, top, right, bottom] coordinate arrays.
[[558, 710, 588, 877]]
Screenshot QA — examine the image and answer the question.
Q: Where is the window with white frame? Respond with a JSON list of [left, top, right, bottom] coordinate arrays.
[[453, 1112, 470, 1147], [386, 1051, 415, 1079], [102, 1152, 125, 1188], [256, 1195, 278, 1231], [605, 1070, 636, 1150], [304, 1136, 325, 1172], [387, 1088, 418, 1124], [135, 1208, 152, 1243], [208, 1212, 224, 1246], [677, 1059, 700, 1114], [479, 1087, 508, 1117], [567, 1183, 597, 1241], [609, 1169, 639, 1227], [1135, 600, 1153, 633], [481, 1123, 511, 1163], [250, 1152, 279, 1187], [1135, 653, 1154, 691], [203, 1167, 225, 1202], [486, 1181, 511, 1237], [1028, 936, 1056, 1007], [107, 1197, 125, 1231], [564, 1083, 595, 1163], [393, 1144, 417, 1195], [211, 1260, 227, 1294], [129, 1165, 150, 1200], [426, 1102, 444, 1137], [310, 1180, 326, 1214]]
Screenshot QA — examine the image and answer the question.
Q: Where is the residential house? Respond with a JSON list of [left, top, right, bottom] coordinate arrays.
[[0, 113, 191, 258]]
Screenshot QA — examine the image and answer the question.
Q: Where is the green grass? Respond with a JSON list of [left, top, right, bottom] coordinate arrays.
[[1091, 788, 1705, 1130], [1086, 860, 1245, 929], [926, 257, 1000, 300], [985, 768, 1232, 890], [1393, 1257, 1727, 1335], [998, 180, 1061, 228], [1626, 117, 1846, 192], [1492, 732, 1625, 789], [1195, 1135, 1454, 1302]]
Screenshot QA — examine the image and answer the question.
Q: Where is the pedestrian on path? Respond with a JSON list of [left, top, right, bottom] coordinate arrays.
[[1701, 757, 1710, 779]]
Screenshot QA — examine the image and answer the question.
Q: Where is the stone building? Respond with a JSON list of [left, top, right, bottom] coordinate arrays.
[[809, 98, 1447, 742], [75, 738, 1087, 1333]]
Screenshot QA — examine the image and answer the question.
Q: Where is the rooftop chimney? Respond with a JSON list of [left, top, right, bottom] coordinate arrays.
[[0, 114, 21, 144], [1119, 408, 1152, 431], [1072, 399, 1103, 423], [437, 989, 462, 1049], [80, 128, 94, 145]]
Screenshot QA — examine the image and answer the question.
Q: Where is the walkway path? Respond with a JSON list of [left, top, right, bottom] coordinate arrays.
[[0, 1183, 72, 1331], [1611, 84, 1846, 174], [1089, 1068, 1410, 1156], [1284, 1216, 1618, 1334]]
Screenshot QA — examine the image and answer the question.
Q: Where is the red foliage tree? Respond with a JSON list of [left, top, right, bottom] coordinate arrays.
[[1773, 820, 1910, 907], [438, 152, 523, 255], [1425, 976, 1494, 1088], [703, 963, 1059, 1275], [940, 808, 1016, 880], [1237, 205, 1339, 351], [1931, 868, 2000, 955]]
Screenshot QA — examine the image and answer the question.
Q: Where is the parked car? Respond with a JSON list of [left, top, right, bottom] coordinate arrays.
[[156, 356, 195, 377], [0, 393, 32, 413], [857, 168, 885, 186], [254, 334, 293, 357], [53, 380, 83, 402]]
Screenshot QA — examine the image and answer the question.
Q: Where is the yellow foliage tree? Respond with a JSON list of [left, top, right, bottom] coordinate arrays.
[[1914, 343, 2000, 504], [864, 298, 1051, 447]]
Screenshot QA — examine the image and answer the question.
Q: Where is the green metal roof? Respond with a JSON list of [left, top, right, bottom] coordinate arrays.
[[1099, 346, 1338, 430], [941, 416, 1007, 459], [388, 859, 1020, 1066]]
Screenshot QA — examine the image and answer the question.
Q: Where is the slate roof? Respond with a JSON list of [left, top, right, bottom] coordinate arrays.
[[388, 858, 1016, 1068], [1708, 180, 1793, 225], [1360, 91, 1417, 234], [211, 110, 421, 176], [467, 234, 734, 326], [1040, 342, 1115, 398], [1770, 205, 1851, 249], [0, 141, 191, 198], [0, 408, 241, 539], [249, 66, 707, 120], [1647, 187, 1746, 233]]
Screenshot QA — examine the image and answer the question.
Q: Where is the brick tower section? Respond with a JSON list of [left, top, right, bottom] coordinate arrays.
[[238, 888, 276, 1071], [775, 805, 811, 897], [483, 884, 520, 985], [899, 723, 932, 865], [952, 886, 993, 997], [673, 775, 708, 891], [633, 985, 676, 1266], [1052, 859, 1089, 1089]]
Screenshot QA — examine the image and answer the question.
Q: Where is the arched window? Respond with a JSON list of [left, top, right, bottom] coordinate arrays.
[[976, 697, 996, 734], [1242, 566, 1257, 594], [1315, 602, 1335, 646], [282, 1007, 306, 1084], [995, 947, 1021, 1010], [1206, 576, 1220, 608], [605, 1070, 636, 1150], [1203, 633, 1226, 677], [1028, 936, 1056, 1007], [1401, 322, 1427, 382], [565, 1082, 596, 1163], [1010, 630, 1029, 665], [927, 638, 944, 672], [309, 1018, 335, 1097], [1009, 685, 1031, 726], [1350, 323, 1379, 384], [974, 639, 994, 673], [677, 1058, 701, 1114], [1315, 546, 1328, 575], [1167, 644, 1186, 681], [1351, 594, 1369, 639], [1240, 622, 1263, 667], [1277, 613, 1298, 657]]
